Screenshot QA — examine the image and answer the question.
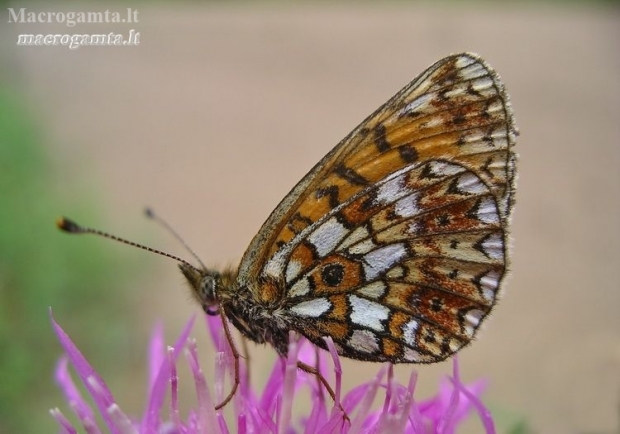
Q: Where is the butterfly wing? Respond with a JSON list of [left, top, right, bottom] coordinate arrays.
[[237, 53, 516, 362]]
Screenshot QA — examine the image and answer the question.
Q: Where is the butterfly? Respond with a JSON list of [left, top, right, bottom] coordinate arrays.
[[59, 52, 517, 410]]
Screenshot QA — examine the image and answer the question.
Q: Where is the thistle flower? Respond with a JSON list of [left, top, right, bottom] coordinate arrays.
[[50, 309, 495, 433]]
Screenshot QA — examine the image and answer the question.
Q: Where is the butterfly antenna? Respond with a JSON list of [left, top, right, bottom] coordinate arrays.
[[56, 216, 201, 272], [144, 207, 207, 270]]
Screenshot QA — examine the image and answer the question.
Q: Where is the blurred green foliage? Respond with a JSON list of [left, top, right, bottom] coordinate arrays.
[[488, 403, 537, 434], [0, 86, 139, 433]]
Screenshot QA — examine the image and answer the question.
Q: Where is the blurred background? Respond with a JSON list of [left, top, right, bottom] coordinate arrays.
[[1, 1, 618, 433]]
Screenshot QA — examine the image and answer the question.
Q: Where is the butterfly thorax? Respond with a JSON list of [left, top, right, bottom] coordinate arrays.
[[180, 263, 291, 356], [222, 281, 291, 356]]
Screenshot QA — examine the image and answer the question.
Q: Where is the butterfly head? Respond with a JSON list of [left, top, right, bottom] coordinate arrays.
[[179, 262, 220, 314], [179, 262, 238, 316]]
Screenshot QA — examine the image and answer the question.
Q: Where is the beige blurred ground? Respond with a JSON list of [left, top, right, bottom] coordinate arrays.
[[2, 2, 619, 432]]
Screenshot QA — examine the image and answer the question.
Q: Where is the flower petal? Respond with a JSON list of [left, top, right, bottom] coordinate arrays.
[[185, 338, 221, 434], [50, 308, 120, 434], [347, 365, 386, 433], [107, 403, 138, 434], [141, 315, 196, 432], [147, 322, 164, 394], [51, 310, 495, 434], [279, 331, 300, 433], [54, 356, 102, 434], [50, 407, 77, 434], [451, 376, 495, 434]]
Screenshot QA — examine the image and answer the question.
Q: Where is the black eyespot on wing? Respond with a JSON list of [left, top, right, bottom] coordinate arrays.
[[321, 263, 345, 287]]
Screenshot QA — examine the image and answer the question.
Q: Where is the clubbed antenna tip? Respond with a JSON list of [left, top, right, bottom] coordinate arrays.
[[56, 217, 83, 234]]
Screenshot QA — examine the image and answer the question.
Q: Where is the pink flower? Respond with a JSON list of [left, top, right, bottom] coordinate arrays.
[[50, 309, 495, 433]]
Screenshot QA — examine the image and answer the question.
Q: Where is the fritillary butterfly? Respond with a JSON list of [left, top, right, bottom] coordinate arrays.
[[59, 52, 517, 410]]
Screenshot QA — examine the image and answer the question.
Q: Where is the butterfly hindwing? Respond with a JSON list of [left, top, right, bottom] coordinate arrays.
[[283, 160, 505, 362]]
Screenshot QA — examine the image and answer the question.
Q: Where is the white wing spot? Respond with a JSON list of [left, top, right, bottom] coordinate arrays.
[[460, 63, 487, 80], [459, 130, 484, 145], [479, 270, 500, 303], [492, 135, 508, 149], [455, 55, 476, 69], [449, 339, 461, 352], [425, 116, 442, 129], [356, 281, 387, 299], [376, 174, 406, 205], [395, 193, 419, 218], [490, 126, 510, 149], [285, 260, 302, 283], [363, 243, 408, 280], [349, 295, 389, 332], [263, 256, 286, 280], [471, 76, 494, 92], [289, 277, 311, 297], [477, 197, 499, 224], [307, 217, 348, 257], [487, 99, 504, 114], [465, 309, 484, 327], [428, 161, 464, 177], [463, 309, 484, 338], [402, 319, 419, 347], [403, 347, 421, 362], [401, 94, 433, 116], [289, 298, 331, 318], [348, 329, 380, 354], [480, 233, 504, 260], [457, 173, 487, 194], [442, 83, 472, 99]]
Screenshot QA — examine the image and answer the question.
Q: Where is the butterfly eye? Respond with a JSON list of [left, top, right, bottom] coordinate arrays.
[[199, 275, 218, 307]]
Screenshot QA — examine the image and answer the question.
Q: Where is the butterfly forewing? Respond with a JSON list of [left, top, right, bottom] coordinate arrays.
[[236, 52, 516, 363]]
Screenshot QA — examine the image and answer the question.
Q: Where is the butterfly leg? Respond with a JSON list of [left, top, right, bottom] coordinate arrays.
[[313, 346, 325, 401], [297, 361, 350, 423], [215, 310, 240, 410]]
